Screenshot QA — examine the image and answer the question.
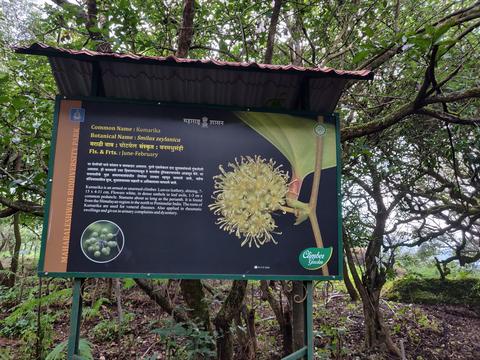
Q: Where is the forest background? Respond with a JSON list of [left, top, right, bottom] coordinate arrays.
[[0, 0, 479, 359]]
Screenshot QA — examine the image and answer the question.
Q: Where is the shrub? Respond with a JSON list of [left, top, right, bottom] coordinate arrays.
[[386, 277, 480, 312]]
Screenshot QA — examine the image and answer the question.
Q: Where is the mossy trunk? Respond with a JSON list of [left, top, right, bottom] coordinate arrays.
[[180, 279, 211, 332], [236, 304, 257, 359], [135, 278, 187, 323], [214, 280, 248, 360], [345, 225, 400, 357], [362, 216, 401, 357], [363, 288, 400, 357], [434, 257, 450, 280], [260, 280, 293, 356], [343, 257, 359, 302], [5, 213, 22, 287]]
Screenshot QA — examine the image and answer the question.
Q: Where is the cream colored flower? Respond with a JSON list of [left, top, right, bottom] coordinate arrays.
[[209, 156, 289, 247]]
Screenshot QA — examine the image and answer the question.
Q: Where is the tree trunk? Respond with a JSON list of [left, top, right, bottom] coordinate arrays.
[[180, 279, 211, 331], [0, 254, 5, 286], [361, 215, 401, 356], [362, 288, 400, 356], [260, 280, 293, 355], [434, 257, 448, 280], [343, 256, 359, 302], [243, 306, 257, 359], [235, 304, 256, 360], [107, 278, 113, 298], [291, 281, 305, 351], [0, 231, 7, 285], [135, 278, 187, 323], [90, 278, 99, 306], [344, 227, 400, 357], [283, 307, 293, 355], [6, 212, 22, 287], [287, 7, 304, 66], [115, 279, 123, 322], [214, 280, 248, 360], [263, 0, 283, 64], [176, 0, 195, 57], [86, 0, 112, 52]]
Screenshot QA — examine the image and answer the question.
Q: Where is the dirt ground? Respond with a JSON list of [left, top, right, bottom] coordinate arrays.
[[1, 284, 480, 359], [315, 294, 480, 359]]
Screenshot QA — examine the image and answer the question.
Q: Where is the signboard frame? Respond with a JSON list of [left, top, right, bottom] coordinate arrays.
[[38, 95, 343, 281]]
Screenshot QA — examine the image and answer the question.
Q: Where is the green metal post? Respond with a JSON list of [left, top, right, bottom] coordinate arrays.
[[282, 281, 314, 360], [67, 278, 83, 359], [282, 346, 308, 360], [305, 281, 314, 360]]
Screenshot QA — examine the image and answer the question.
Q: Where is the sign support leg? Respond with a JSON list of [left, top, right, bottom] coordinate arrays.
[[305, 280, 314, 360], [67, 278, 83, 359], [281, 280, 314, 360]]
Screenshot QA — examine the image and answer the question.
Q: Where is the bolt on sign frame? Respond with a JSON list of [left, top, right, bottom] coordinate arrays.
[[15, 43, 373, 360]]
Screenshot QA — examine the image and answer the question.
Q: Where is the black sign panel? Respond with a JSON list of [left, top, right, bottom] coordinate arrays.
[[40, 98, 341, 280]]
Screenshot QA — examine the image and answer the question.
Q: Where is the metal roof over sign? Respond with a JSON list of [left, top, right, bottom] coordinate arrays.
[[15, 43, 373, 113]]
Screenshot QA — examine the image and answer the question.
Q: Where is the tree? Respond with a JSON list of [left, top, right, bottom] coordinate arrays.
[[343, 115, 479, 354], [389, 122, 480, 280], [1, 0, 480, 358], [342, 132, 420, 356]]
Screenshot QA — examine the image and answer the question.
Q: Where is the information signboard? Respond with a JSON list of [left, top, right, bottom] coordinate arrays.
[[39, 97, 342, 280]]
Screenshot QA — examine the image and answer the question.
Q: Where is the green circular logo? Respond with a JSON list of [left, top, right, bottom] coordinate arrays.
[[299, 247, 333, 270], [314, 124, 326, 136]]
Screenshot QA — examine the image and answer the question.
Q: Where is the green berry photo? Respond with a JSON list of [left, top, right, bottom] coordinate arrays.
[[80, 220, 124, 263]]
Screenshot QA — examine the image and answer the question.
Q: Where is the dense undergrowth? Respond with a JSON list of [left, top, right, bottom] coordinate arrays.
[[1, 267, 480, 359], [385, 277, 480, 312]]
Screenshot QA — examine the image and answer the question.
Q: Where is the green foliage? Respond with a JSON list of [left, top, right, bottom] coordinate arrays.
[[0, 278, 72, 358], [0, 292, 56, 358], [1, 289, 69, 340], [396, 251, 480, 279], [0, 347, 12, 360], [45, 338, 93, 360], [152, 318, 216, 359], [0, 284, 18, 306], [1, 288, 71, 331], [122, 278, 136, 290], [412, 307, 440, 332], [83, 297, 111, 320], [18, 314, 55, 359], [92, 312, 134, 341], [386, 277, 480, 312], [315, 326, 349, 359]]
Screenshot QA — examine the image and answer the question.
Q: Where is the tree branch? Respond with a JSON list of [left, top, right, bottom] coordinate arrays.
[[341, 102, 415, 141], [134, 278, 187, 323], [0, 207, 18, 218], [189, 45, 240, 61], [341, 81, 479, 141], [424, 87, 480, 104], [416, 108, 480, 125], [176, 0, 195, 58], [0, 197, 43, 217], [50, 0, 87, 19], [414, 45, 438, 108], [357, 3, 480, 71]]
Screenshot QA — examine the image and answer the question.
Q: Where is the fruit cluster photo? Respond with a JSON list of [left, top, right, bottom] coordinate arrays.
[[80, 220, 124, 263]]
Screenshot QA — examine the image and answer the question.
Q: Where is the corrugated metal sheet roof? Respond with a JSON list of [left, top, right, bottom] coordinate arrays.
[[15, 43, 373, 113]]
